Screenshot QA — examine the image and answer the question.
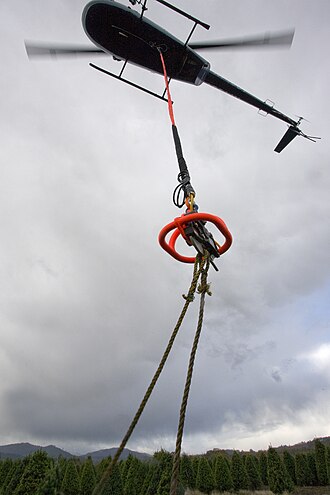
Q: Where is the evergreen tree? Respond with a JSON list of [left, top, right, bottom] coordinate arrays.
[[153, 450, 173, 470], [80, 457, 96, 495], [154, 457, 183, 495], [144, 463, 162, 495], [253, 455, 260, 469], [120, 454, 133, 486], [179, 454, 194, 491], [295, 453, 312, 486], [15, 450, 52, 495], [139, 459, 149, 485], [252, 455, 260, 478], [214, 455, 233, 493], [195, 456, 214, 494], [96, 457, 111, 483], [191, 456, 199, 488], [0, 461, 3, 486], [209, 455, 217, 475], [284, 464, 294, 492], [259, 452, 268, 485], [156, 451, 185, 495], [267, 446, 293, 495], [57, 456, 68, 486], [61, 458, 80, 495], [140, 463, 153, 495], [157, 467, 171, 495], [306, 452, 318, 486], [145, 449, 171, 495], [3, 459, 28, 495], [1, 459, 17, 494], [37, 462, 62, 495], [231, 451, 248, 492], [326, 446, 330, 484], [0, 459, 13, 489], [96, 462, 124, 495], [124, 456, 145, 495], [315, 439, 328, 485], [283, 451, 296, 485], [74, 457, 83, 477], [245, 455, 262, 491]]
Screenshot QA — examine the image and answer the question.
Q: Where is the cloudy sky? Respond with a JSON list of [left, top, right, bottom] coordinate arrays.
[[1, 0, 329, 456]]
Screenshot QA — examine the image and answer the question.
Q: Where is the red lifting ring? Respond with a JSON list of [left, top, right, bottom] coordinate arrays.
[[158, 212, 233, 263]]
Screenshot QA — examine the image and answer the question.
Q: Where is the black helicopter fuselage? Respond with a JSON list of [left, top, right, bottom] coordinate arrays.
[[26, 0, 316, 151], [82, 0, 210, 85], [80, 0, 315, 152]]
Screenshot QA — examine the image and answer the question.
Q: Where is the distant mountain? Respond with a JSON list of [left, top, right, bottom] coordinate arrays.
[[82, 447, 151, 462], [206, 436, 330, 457], [275, 436, 330, 454], [0, 442, 151, 462], [0, 442, 73, 460], [3, 436, 328, 462]]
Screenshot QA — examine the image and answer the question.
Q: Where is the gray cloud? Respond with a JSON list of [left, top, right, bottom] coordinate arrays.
[[0, 0, 329, 455]]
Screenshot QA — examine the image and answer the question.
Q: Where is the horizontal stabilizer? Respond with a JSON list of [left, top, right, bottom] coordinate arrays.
[[274, 125, 299, 153]]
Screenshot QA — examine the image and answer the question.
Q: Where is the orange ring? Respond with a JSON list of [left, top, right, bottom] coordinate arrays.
[[158, 212, 232, 263]]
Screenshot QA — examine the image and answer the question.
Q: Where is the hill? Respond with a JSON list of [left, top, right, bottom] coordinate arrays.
[[0, 442, 151, 461], [1, 436, 329, 461], [275, 436, 330, 454], [206, 436, 330, 457], [82, 447, 151, 462], [0, 442, 73, 460]]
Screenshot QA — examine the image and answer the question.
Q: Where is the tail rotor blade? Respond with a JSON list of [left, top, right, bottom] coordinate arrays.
[[189, 29, 294, 51], [275, 125, 321, 153], [274, 126, 299, 153]]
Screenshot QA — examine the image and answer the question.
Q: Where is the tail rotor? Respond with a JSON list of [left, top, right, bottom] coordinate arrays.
[[274, 117, 320, 153]]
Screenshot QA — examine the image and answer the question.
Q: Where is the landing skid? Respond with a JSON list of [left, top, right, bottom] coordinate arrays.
[[90, 63, 170, 102]]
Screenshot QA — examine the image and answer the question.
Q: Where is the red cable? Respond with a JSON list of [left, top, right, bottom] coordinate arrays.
[[159, 50, 176, 126]]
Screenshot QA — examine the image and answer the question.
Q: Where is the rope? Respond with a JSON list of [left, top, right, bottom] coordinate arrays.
[[93, 255, 206, 495], [94, 49, 214, 495], [170, 256, 211, 495]]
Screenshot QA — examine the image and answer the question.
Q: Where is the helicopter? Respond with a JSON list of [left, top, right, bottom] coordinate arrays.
[[25, 0, 319, 152]]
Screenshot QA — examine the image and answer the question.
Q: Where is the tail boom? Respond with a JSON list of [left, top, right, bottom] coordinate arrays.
[[204, 70, 297, 127]]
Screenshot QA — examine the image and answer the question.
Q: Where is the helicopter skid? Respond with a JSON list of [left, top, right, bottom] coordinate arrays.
[[90, 62, 170, 102]]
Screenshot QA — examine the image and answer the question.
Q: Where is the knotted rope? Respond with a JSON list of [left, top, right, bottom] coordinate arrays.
[[93, 254, 209, 495], [170, 257, 211, 495]]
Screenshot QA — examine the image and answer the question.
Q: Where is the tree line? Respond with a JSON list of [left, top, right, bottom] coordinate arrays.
[[0, 439, 329, 494]]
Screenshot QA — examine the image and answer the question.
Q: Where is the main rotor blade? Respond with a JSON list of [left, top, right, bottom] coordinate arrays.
[[25, 41, 106, 58], [188, 30, 294, 50]]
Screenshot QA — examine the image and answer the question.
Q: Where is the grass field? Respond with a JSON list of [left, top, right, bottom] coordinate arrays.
[[185, 488, 330, 495]]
